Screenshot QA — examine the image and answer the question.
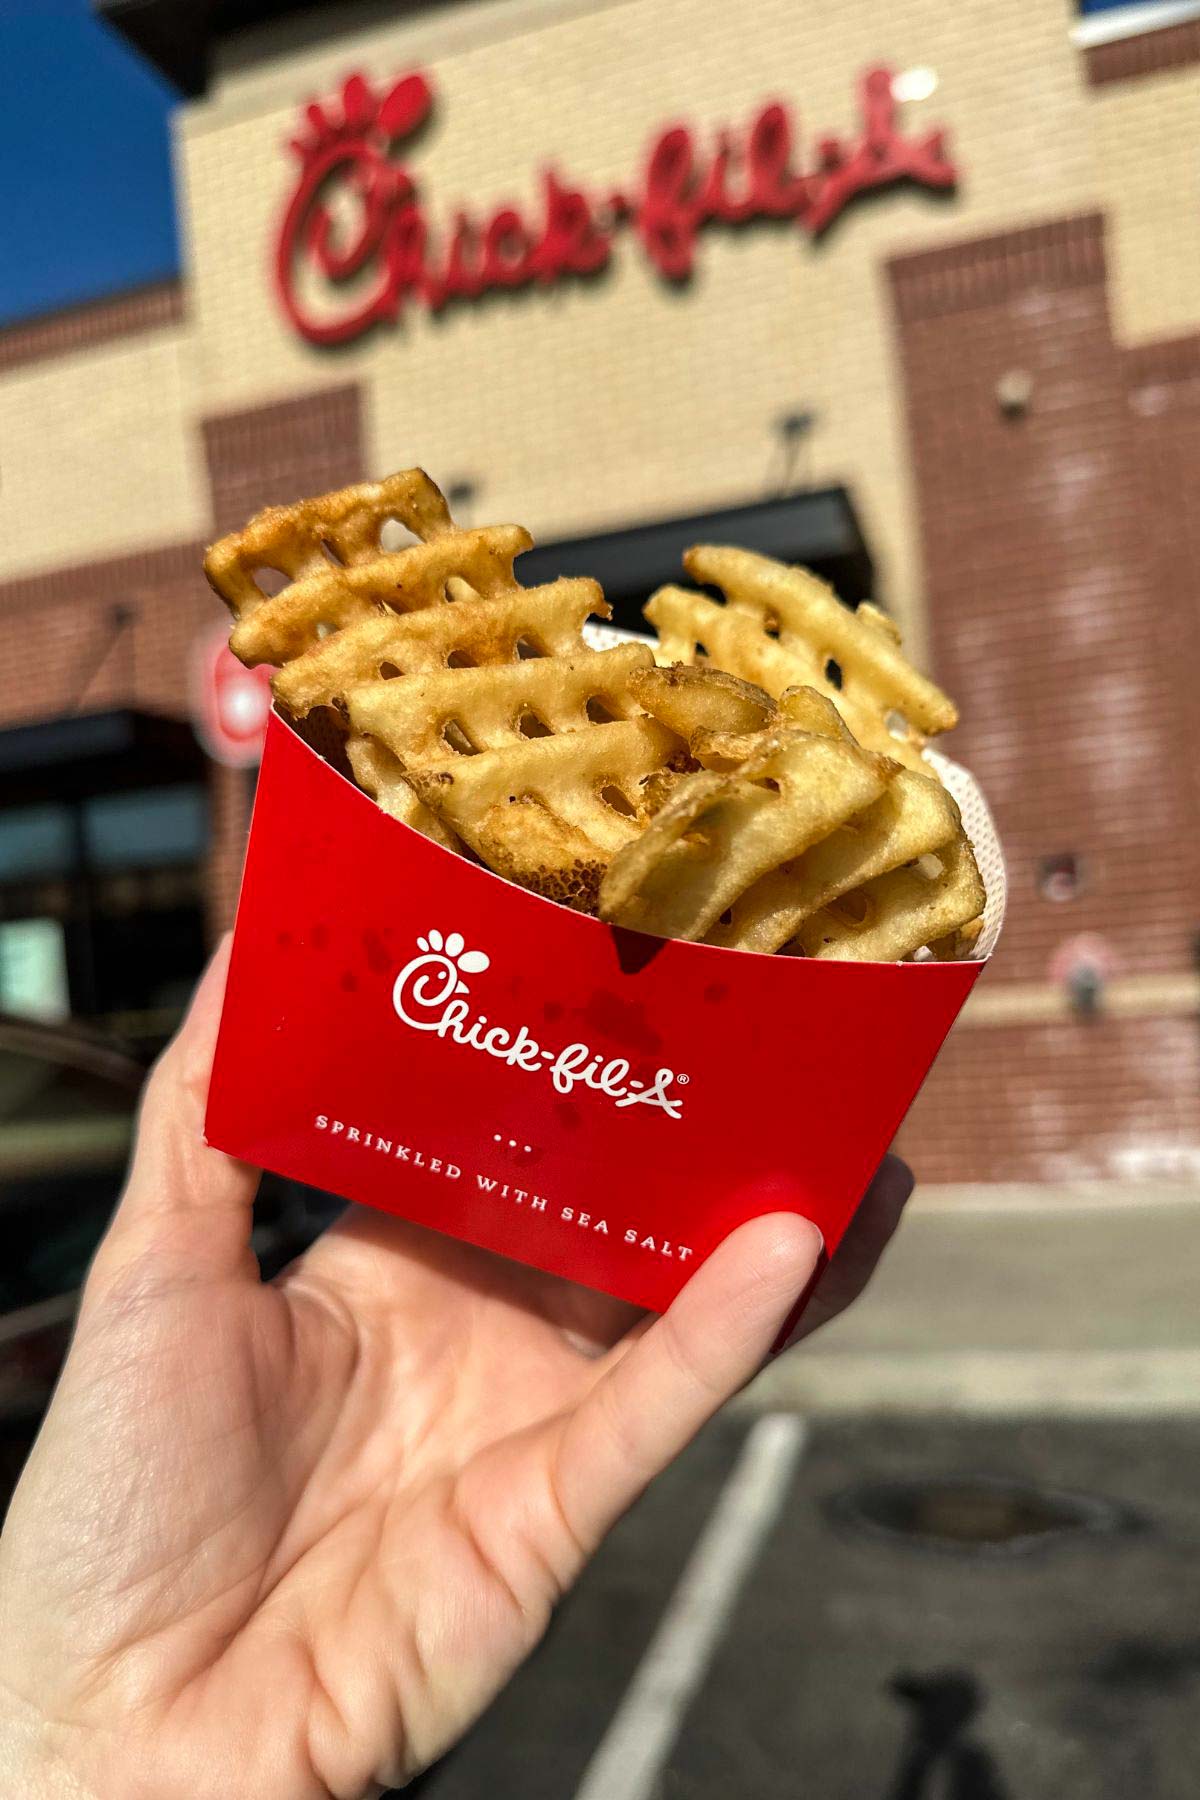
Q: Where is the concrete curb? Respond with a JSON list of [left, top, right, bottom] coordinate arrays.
[[740, 1183, 1200, 1417], [744, 1348, 1200, 1418]]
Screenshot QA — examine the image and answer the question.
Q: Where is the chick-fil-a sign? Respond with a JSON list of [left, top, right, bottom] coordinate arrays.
[[275, 65, 956, 346]]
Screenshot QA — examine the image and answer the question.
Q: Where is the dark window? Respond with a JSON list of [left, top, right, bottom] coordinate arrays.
[[84, 787, 208, 870], [0, 785, 209, 1034], [0, 808, 73, 884]]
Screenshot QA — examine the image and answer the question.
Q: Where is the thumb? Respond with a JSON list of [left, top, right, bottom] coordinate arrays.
[[93, 935, 261, 1287], [553, 1211, 822, 1553]]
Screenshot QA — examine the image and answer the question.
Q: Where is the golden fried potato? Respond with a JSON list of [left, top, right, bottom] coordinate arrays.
[[791, 835, 986, 962], [646, 546, 957, 772], [598, 727, 895, 942], [273, 581, 607, 718], [705, 769, 965, 954], [405, 719, 683, 912]]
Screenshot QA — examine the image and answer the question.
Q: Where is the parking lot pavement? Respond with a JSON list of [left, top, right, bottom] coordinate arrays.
[[403, 1415, 1200, 1800], [753, 1187, 1200, 1416]]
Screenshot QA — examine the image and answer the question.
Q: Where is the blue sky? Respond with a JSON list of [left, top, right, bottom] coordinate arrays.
[[0, 0, 179, 327]]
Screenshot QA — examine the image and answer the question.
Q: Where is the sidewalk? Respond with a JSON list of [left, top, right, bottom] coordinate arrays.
[[750, 1183, 1200, 1416]]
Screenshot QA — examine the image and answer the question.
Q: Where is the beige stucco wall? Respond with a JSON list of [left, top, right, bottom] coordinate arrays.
[[0, 324, 207, 581], [1, 0, 1197, 638], [1086, 57, 1200, 347]]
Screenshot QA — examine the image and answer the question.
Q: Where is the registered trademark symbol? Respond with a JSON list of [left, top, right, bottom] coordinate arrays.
[[676, 1074, 689, 1085]]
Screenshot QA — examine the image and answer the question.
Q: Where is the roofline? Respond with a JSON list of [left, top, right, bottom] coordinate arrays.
[[96, 2, 333, 97], [0, 277, 184, 374], [94, 1, 445, 97]]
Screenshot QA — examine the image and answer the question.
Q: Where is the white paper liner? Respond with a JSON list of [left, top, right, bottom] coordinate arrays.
[[923, 748, 1006, 961], [585, 618, 1006, 963]]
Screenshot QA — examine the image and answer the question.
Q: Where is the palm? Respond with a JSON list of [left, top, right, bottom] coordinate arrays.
[[7, 1201, 645, 1796], [0, 944, 908, 1800]]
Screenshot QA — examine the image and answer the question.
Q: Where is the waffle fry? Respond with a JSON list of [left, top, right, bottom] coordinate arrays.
[[206, 469, 451, 610], [791, 835, 987, 962], [207, 472, 617, 854], [226, 528, 532, 666], [344, 736, 463, 851], [348, 644, 653, 767], [706, 769, 968, 954], [405, 719, 683, 911], [598, 727, 895, 942], [680, 682, 853, 772], [204, 468, 533, 665], [341, 623, 643, 855], [646, 546, 957, 772], [273, 581, 606, 718], [628, 673, 982, 954], [626, 663, 775, 746]]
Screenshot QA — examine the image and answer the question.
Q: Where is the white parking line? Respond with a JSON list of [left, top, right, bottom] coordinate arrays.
[[573, 1412, 806, 1800]]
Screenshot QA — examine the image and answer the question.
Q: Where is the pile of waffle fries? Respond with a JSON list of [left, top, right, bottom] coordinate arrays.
[[205, 471, 985, 961]]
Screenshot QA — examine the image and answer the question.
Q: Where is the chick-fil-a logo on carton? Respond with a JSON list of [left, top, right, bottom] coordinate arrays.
[[276, 64, 956, 346], [392, 928, 687, 1119]]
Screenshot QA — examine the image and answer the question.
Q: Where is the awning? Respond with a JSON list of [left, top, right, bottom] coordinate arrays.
[[0, 710, 208, 810], [96, 2, 433, 96], [516, 485, 874, 632]]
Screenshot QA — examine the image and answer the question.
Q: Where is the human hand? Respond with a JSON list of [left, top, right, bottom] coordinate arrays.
[[0, 939, 911, 1799]]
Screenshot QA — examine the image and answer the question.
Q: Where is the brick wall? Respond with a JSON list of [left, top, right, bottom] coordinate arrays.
[[899, 1012, 1200, 1184], [889, 214, 1200, 1182], [889, 214, 1200, 987], [202, 383, 364, 534], [0, 279, 184, 373], [1083, 18, 1200, 88], [0, 542, 209, 729], [200, 384, 366, 925], [1125, 333, 1200, 863]]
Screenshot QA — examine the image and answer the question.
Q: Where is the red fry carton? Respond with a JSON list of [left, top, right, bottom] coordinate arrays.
[[205, 704, 1003, 1313]]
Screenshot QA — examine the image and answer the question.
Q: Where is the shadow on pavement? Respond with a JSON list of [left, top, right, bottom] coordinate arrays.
[[887, 1671, 1010, 1800]]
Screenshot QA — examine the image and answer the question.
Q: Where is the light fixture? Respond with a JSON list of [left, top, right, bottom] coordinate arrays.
[[1038, 853, 1084, 903], [996, 369, 1033, 417], [892, 67, 938, 104], [777, 409, 816, 441]]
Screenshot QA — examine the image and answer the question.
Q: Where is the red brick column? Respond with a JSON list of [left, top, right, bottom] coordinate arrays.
[[200, 382, 365, 935], [202, 383, 364, 534], [888, 214, 1200, 1182], [1124, 333, 1200, 869], [889, 212, 1199, 985], [206, 764, 251, 939]]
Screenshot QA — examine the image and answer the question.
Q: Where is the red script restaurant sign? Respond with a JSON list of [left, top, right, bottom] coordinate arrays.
[[275, 66, 957, 346]]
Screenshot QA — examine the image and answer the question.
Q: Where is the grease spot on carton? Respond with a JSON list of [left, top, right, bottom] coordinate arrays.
[[703, 982, 728, 1006], [312, 923, 330, 951], [341, 972, 358, 993], [362, 928, 392, 975], [579, 989, 662, 1056]]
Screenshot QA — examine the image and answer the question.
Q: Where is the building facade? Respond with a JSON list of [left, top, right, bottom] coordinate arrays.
[[1, 0, 1198, 1183]]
